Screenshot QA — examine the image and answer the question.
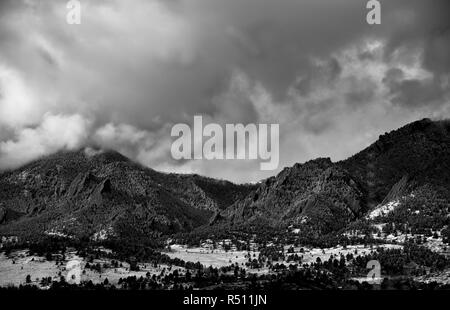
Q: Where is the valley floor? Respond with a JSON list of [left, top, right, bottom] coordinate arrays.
[[0, 249, 177, 288], [3, 240, 448, 289]]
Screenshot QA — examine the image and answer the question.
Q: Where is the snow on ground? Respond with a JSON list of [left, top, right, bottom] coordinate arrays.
[[415, 269, 450, 284], [422, 237, 449, 256], [1, 240, 439, 288], [45, 231, 71, 238], [285, 244, 403, 265], [367, 200, 400, 219], [78, 260, 178, 285], [371, 231, 449, 256], [351, 276, 383, 284], [0, 251, 59, 287], [166, 245, 259, 268], [0, 249, 179, 288], [373, 223, 385, 231], [166, 243, 403, 271], [92, 228, 113, 241]]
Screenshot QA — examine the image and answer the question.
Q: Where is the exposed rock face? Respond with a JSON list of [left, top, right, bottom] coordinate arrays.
[[99, 179, 112, 194], [0, 149, 253, 239], [341, 118, 450, 203], [219, 119, 450, 232], [0, 206, 23, 225], [381, 175, 411, 205], [0, 119, 449, 239], [0, 207, 6, 224], [209, 211, 223, 226], [225, 158, 365, 232], [67, 172, 96, 197]]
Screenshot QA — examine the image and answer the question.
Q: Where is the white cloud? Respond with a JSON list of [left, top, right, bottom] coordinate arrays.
[[0, 0, 448, 182], [0, 66, 42, 128], [0, 113, 91, 169]]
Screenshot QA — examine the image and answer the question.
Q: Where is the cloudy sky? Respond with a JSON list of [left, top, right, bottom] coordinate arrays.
[[0, 0, 449, 183]]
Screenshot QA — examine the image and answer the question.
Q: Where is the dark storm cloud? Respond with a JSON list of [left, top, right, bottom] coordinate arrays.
[[0, 0, 449, 182], [387, 75, 446, 108], [377, 0, 450, 110], [423, 30, 450, 75], [293, 57, 343, 97], [381, 0, 450, 73], [345, 78, 377, 107]]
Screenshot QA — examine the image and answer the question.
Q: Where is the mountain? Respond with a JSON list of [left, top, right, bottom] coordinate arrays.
[[222, 158, 366, 233], [0, 118, 449, 241], [217, 118, 450, 233], [0, 149, 254, 240], [341, 118, 450, 204]]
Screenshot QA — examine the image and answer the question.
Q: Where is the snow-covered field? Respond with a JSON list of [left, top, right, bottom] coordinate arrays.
[[371, 230, 449, 256], [166, 244, 259, 268], [286, 244, 403, 265], [0, 250, 178, 288], [0, 240, 442, 288], [0, 251, 59, 287], [166, 243, 403, 270]]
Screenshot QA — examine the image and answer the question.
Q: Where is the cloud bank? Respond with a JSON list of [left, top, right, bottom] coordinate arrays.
[[0, 0, 449, 182]]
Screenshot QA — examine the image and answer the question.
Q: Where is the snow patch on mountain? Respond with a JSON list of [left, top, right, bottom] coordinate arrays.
[[367, 200, 400, 219]]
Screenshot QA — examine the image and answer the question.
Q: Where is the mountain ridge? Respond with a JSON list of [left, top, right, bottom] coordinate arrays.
[[214, 118, 450, 232], [0, 118, 449, 241], [0, 148, 254, 240]]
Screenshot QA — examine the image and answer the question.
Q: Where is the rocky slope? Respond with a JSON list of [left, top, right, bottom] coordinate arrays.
[[217, 119, 450, 233], [0, 149, 254, 240], [341, 118, 450, 204], [0, 118, 449, 240], [223, 158, 366, 233]]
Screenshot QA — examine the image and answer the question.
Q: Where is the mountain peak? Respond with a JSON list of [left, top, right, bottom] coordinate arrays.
[[1, 118, 449, 240], [83, 148, 131, 164], [341, 118, 450, 204]]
